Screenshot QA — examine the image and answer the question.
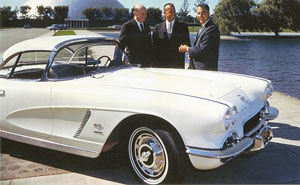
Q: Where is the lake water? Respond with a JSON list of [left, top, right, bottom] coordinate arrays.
[[101, 32, 300, 99]]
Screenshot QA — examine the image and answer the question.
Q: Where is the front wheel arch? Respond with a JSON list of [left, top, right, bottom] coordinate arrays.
[[117, 114, 186, 152], [117, 114, 188, 184]]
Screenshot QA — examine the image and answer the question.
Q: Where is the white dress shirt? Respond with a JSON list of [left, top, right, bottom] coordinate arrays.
[[134, 18, 144, 32], [166, 19, 175, 38]]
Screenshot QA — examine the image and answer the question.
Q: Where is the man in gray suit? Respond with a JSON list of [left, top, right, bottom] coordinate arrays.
[[179, 4, 220, 71]]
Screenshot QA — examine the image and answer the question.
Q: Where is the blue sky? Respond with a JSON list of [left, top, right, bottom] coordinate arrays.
[[0, 0, 219, 16]]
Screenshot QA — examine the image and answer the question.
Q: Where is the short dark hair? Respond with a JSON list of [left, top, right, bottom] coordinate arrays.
[[198, 3, 209, 12], [163, 3, 175, 10]]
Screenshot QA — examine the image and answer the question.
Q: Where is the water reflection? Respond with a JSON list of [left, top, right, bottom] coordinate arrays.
[[219, 38, 300, 99], [101, 32, 300, 99]]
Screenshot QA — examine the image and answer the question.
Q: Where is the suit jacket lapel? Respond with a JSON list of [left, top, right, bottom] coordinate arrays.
[[194, 19, 212, 45], [162, 22, 167, 36], [131, 19, 141, 33], [158, 22, 168, 39], [170, 20, 178, 40]]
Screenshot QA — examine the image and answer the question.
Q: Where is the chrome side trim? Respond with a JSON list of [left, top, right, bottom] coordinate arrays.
[[110, 86, 233, 109], [0, 130, 100, 158], [74, 109, 91, 138]]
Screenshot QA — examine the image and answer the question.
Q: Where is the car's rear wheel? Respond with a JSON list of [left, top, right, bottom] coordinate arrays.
[[128, 126, 185, 184]]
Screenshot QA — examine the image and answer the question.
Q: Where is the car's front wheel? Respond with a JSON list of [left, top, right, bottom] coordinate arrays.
[[128, 126, 185, 184]]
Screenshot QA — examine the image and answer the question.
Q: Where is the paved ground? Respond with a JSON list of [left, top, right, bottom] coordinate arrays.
[[0, 28, 49, 57], [1, 30, 300, 184]]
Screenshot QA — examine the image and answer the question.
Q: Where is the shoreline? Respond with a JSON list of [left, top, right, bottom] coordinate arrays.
[[87, 30, 300, 40], [273, 91, 300, 101]]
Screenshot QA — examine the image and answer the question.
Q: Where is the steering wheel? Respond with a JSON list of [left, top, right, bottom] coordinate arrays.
[[97, 55, 112, 68]]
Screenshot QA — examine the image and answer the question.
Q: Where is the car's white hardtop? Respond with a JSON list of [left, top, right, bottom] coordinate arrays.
[[2, 35, 108, 62]]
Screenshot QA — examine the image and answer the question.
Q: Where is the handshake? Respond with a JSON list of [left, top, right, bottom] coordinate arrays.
[[178, 45, 189, 53]]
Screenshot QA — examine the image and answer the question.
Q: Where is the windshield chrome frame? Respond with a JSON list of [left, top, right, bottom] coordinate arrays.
[[41, 38, 129, 81]]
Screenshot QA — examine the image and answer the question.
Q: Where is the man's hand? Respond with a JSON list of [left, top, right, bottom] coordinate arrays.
[[178, 45, 189, 53]]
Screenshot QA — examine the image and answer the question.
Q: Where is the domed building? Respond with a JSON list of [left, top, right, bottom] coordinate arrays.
[[24, 0, 124, 27]]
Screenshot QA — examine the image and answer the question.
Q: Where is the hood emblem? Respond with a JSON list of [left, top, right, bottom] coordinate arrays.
[[237, 95, 251, 104]]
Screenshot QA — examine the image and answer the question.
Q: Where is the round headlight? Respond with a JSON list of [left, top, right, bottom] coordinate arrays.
[[224, 110, 232, 130], [266, 82, 273, 98], [223, 106, 237, 130]]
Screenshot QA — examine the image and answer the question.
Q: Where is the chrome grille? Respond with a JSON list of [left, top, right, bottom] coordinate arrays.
[[243, 111, 261, 134]]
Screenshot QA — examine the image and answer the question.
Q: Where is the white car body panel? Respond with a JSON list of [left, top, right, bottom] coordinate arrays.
[[0, 78, 53, 138], [0, 36, 278, 174]]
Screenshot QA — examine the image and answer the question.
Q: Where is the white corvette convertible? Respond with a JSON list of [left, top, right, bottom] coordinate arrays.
[[0, 36, 278, 184]]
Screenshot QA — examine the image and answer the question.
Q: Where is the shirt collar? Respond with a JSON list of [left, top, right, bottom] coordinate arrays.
[[134, 18, 143, 26], [166, 19, 175, 26], [201, 17, 211, 27]]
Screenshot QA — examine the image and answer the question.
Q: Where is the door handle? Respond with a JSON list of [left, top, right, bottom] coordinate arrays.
[[0, 90, 5, 97]]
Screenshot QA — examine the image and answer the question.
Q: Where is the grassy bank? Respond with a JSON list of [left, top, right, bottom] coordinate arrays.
[[53, 30, 76, 36]]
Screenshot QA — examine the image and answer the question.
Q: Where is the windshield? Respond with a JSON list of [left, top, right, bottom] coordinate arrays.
[[48, 40, 131, 79], [0, 51, 51, 79]]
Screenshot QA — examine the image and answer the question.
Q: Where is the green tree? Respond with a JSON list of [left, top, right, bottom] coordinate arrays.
[[20, 5, 31, 19], [0, 6, 17, 27], [99, 7, 113, 20], [36, 5, 53, 20], [54, 6, 68, 21], [146, 7, 162, 26], [36, 5, 44, 19], [214, 0, 256, 35], [284, 0, 300, 32], [36, 5, 54, 20], [113, 8, 130, 22], [256, 0, 300, 36], [193, 0, 207, 13], [82, 8, 97, 21], [178, 0, 190, 23]]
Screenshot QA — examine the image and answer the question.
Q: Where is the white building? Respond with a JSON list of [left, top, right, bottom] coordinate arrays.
[[24, 0, 124, 28]]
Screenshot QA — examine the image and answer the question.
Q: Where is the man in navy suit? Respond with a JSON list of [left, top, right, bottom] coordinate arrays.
[[179, 4, 220, 71], [119, 4, 153, 67], [152, 3, 190, 68]]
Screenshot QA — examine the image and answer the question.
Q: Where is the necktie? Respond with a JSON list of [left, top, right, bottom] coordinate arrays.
[[168, 22, 172, 39], [196, 26, 203, 39], [168, 22, 172, 33], [140, 23, 144, 32]]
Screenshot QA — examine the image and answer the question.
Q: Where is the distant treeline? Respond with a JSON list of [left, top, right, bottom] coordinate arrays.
[[1, 0, 300, 36]]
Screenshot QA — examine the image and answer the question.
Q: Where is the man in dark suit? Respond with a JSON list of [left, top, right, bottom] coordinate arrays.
[[153, 3, 190, 68], [179, 4, 220, 71], [119, 4, 153, 67]]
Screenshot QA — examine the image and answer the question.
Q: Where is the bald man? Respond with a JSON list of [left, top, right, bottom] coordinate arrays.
[[119, 4, 153, 67]]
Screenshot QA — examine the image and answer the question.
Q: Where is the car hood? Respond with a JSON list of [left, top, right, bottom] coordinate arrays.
[[95, 68, 243, 99]]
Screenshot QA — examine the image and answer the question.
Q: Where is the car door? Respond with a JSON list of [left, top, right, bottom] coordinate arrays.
[[0, 51, 53, 138]]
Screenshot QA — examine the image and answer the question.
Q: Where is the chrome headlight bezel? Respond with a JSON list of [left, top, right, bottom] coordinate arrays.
[[265, 82, 273, 98], [222, 106, 238, 130]]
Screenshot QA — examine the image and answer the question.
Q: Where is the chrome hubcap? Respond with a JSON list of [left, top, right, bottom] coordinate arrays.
[[129, 127, 168, 183], [135, 135, 165, 176]]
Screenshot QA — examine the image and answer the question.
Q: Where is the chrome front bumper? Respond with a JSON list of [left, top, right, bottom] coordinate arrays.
[[186, 123, 273, 170]]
